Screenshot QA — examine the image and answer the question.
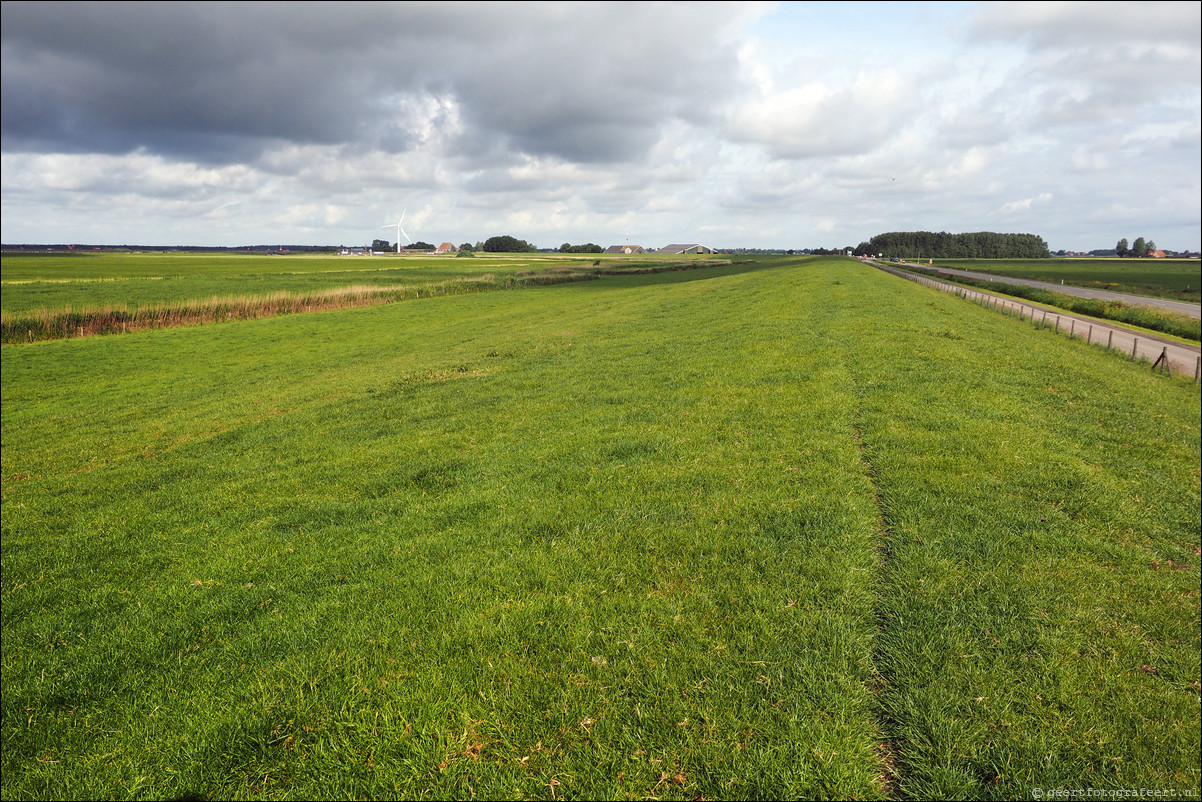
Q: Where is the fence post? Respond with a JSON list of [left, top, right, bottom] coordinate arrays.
[[1196, 356, 1200, 386], [1107, 330, 1113, 350], [1070, 320, 1075, 339], [1131, 337, 1138, 359], [1152, 348, 1171, 376], [1088, 325, 1092, 343]]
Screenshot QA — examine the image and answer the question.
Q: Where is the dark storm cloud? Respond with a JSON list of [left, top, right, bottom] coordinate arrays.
[[1, 1, 748, 166]]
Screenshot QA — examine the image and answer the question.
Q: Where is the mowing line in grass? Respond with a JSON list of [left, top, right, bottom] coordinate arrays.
[[830, 262, 1200, 799]]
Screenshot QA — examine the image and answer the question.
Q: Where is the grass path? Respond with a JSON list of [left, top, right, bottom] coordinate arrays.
[[821, 271, 1200, 797], [2, 258, 1198, 799]]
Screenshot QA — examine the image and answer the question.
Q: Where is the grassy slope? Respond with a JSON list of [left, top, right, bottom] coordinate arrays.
[[815, 277, 1200, 797], [895, 264, 1201, 343], [2, 260, 885, 799], [929, 259, 1201, 303], [2, 258, 1198, 800]]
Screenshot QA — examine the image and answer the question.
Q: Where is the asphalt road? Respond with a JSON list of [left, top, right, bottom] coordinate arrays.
[[869, 261, 1202, 378], [913, 264, 1201, 319]]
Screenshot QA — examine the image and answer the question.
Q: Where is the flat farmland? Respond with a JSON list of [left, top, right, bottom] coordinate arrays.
[[0, 252, 729, 343], [929, 258, 1201, 304], [2, 256, 1198, 800], [0, 252, 601, 317]]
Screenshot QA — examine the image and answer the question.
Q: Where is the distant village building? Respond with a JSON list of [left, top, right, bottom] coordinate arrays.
[[605, 245, 646, 254], [435, 242, 457, 254], [657, 243, 715, 255]]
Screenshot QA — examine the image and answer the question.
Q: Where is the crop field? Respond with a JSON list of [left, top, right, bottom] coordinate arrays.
[[928, 258, 1202, 304], [2, 255, 1199, 800]]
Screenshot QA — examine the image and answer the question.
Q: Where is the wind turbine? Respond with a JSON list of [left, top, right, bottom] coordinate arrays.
[[383, 207, 412, 253]]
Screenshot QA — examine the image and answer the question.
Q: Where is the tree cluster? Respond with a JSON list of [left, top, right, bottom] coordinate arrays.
[[1114, 238, 1157, 258], [483, 235, 538, 253], [856, 231, 1050, 259], [559, 242, 603, 253]]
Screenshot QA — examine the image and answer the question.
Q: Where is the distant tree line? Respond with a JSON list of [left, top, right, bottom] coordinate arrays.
[[856, 231, 1050, 259], [1114, 238, 1157, 258], [559, 242, 603, 253], [483, 235, 537, 253], [371, 239, 435, 251]]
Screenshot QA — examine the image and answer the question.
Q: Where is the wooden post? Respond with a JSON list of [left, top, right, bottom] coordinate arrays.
[[1107, 330, 1113, 350], [1070, 320, 1075, 339], [1152, 347, 1171, 377], [1131, 337, 1138, 359], [1195, 356, 1200, 385], [1088, 325, 1092, 343]]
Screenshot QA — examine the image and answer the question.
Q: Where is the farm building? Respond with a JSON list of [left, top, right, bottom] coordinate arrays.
[[657, 244, 715, 254], [605, 245, 646, 254], [434, 242, 457, 254]]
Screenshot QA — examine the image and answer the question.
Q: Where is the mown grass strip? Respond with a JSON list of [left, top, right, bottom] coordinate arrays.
[[828, 266, 1200, 798], [2, 258, 1197, 800], [3, 259, 886, 800]]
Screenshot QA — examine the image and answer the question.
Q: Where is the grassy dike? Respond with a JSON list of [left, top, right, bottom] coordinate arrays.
[[813, 274, 1200, 798], [2, 258, 1198, 799]]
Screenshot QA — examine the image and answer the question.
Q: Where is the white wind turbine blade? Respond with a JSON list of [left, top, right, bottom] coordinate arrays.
[[381, 207, 409, 252], [398, 207, 411, 246]]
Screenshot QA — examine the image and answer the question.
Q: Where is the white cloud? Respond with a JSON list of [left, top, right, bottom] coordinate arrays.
[[999, 193, 1054, 214], [1, 2, 1197, 250]]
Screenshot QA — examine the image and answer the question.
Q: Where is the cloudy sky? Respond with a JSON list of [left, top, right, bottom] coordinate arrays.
[[2, 1, 1199, 251]]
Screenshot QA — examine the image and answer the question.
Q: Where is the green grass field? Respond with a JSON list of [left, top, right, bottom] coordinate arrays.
[[895, 264, 1201, 343], [929, 258, 1202, 304], [0, 252, 734, 344], [0, 251, 727, 317], [2, 256, 1199, 800], [0, 252, 576, 317]]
